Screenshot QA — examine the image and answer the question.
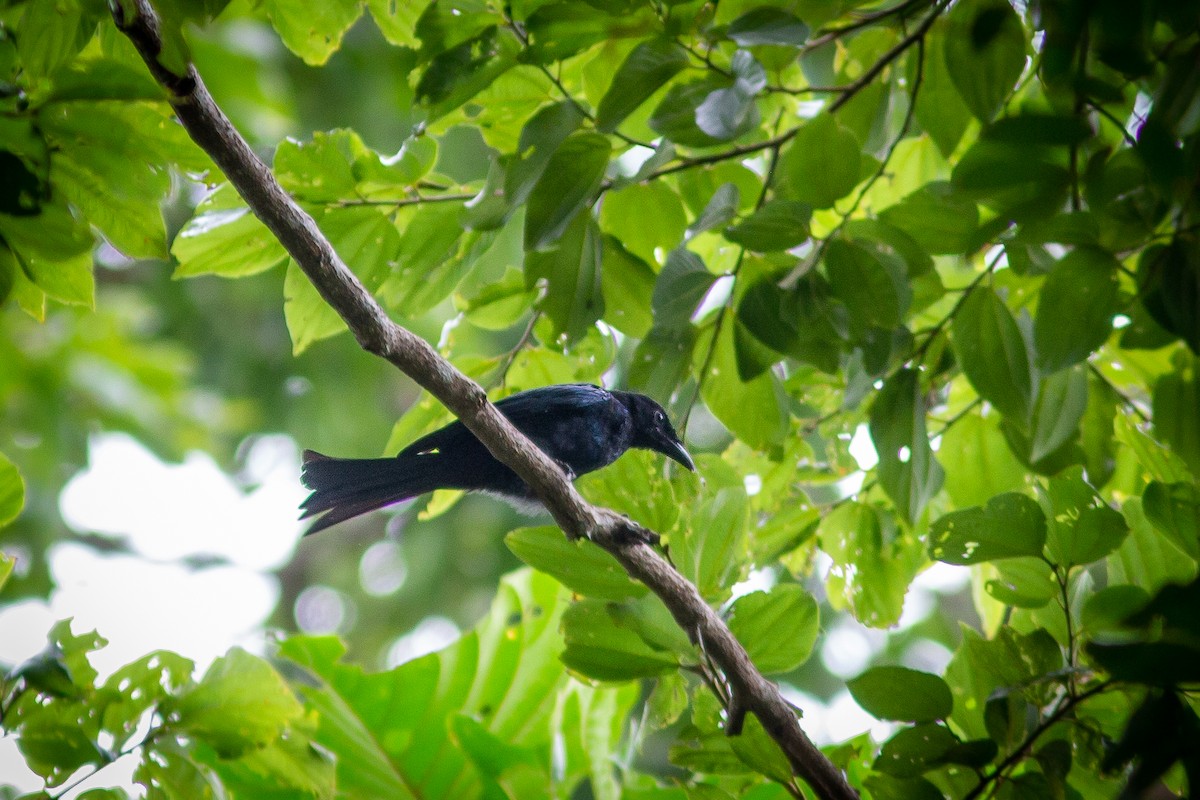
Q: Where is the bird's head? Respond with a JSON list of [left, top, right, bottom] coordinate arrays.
[[618, 392, 695, 471]]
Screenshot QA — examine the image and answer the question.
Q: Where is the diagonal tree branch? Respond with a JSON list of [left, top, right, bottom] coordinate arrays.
[[112, 3, 858, 799]]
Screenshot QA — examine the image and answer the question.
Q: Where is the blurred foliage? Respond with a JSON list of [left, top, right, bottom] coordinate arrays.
[[2, 0, 1200, 798]]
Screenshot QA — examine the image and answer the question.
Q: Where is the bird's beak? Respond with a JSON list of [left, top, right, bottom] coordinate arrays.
[[664, 436, 695, 471]]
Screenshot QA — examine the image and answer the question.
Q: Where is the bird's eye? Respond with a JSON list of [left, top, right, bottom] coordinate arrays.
[[655, 410, 665, 423]]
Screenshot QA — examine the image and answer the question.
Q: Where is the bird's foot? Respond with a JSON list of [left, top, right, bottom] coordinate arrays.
[[590, 510, 660, 547]]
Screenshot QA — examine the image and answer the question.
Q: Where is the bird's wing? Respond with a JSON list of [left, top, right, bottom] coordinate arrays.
[[396, 384, 611, 456]]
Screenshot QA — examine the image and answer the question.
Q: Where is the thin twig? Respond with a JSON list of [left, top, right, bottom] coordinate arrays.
[[332, 192, 474, 208]]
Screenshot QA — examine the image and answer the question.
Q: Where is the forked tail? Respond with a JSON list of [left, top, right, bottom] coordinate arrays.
[[299, 450, 444, 535]]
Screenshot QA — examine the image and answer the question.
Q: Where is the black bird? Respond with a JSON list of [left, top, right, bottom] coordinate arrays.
[[300, 383, 694, 535]]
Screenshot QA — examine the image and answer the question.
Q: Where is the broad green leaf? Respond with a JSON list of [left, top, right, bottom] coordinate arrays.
[[595, 39, 689, 133], [873, 723, 958, 778], [777, 114, 861, 209], [173, 191, 288, 279], [1143, 481, 1200, 559], [288, 207, 402, 353], [820, 503, 923, 627], [878, 182, 979, 255], [506, 526, 646, 601], [136, 740, 224, 800], [728, 715, 792, 784], [217, 732, 337, 798], [628, 324, 697, 403], [416, 26, 520, 120], [736, 273, 845, 373], [929, 492, 1046, 564], [671, 485, 749, 602], [171, 647, 303, 757], [1152, 360, 1200, 476], [555, 681, 640, 800], [695, 51, 766, 141], [870, 369, 944, 523], [951, 140, 1070, 223], [608, 594, 694, 656], [560, 600, 679, 680], [1033, 247, 1120, 371], [599, 235, 655, 338], [726, 8, 809, 47], [687, 182, 741, 237], [652, 249, 716, 331], [100, 651, 194, 751], [1138, 240, 1200, 354], [699, 318, 788, 450], [1028, 364, 1089, 463], [943, 0, 1027, 121], [280, 569, 569, 800], [600, 181, 687, 266], [275, 129, 363, 202], [0, 200, 95, 305], [952, 287, 1033, 424], [825, 239, 908, 332], [1040, 467, 1129, 567], [986, 556, 1056, 608], [577, 448, 680, 534], [940, 411, 1027, 507], [261, 0, 363, 64], [723, 200, 811, 252], [649, 77, 734, 147], [1109, 497, 1197, 596], [916, 23, 973, 157], [525, 213, 603, 343], [727, 584, 819, 674], [848, 666, 953, 722], [378, 203, 468, 315], [0, 450, 24, 529], [17, 0, 95, 78], [524, 132, 610, 250]]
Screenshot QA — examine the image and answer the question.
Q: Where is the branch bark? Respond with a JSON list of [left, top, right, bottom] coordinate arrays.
[[112, 3, 858, 798]]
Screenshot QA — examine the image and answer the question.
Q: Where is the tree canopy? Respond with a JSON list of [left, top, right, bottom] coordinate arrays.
[[2, 0, 1199, 799]]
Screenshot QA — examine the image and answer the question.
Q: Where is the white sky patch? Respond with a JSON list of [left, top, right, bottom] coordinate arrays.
[[848, 424, 878, 470]]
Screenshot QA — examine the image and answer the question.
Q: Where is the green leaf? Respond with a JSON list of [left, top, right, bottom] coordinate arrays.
[[695, 51, 766, 141], [825, 239, 908, 332], [280, 569, 569, 800], [929, 492, 1046, 564], [952, 287, 1033, 424], [699, 318, 788, 450], [870, 369, 944, 523], [1138, 240, 1200, 354], [136, 740, 224, 799], [600, 181, 687, 266], [1109, 497, 1197, 597], [0, 200, 95, 305], [727, 584, 819, 674], [723, 200, 811, 252], [940, 410, 1027, 508], [1028, 364, 1089, 463], [524, 132, 610, 250], [848, 666, 953, 722], [595, 39, 689, 133], [288, 208, 402, 353], [0, 450, 24, 529], [986, 557, 1056, 608], [599, 235, 655, 338], [820, 503, 922, 627], [577, 449, 680, 533], [943, 0, 1027, 121], [173, 190, 288, 279], [416, 26, 520, 120], [379, 203, 468, 316], [608, 594, 694, 656], [506, 526, 647, 601], [261, 0, 363, 65], [649, 77, 734, 147], [688, 182, 741, 237], [777, 114, 861, 209], [17, 0, 96, 78], [652, 249, 716, 330], [916, 23, 973, 157], [1152, 360, 1200, 476], [873, 723, 958, 778], [1040, 467, 1129, 567], [878, 182, 979, 255], [525, 213, 604, 343], [560, 600, 679, 680], [726, 8, 809, 47], [728, 715, 792, 784], [0, 551, 12, 592], [1033, 247, 1120, 372], [736, 273, 845, 373], [672, 485, 749, 602], [1142, 481, 1200, 559], [171, 647, 303, 757], [628, 324, 697, 403]]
